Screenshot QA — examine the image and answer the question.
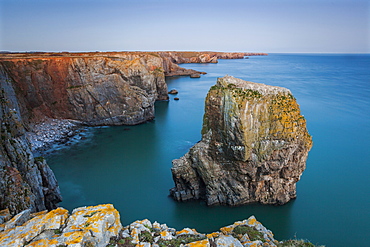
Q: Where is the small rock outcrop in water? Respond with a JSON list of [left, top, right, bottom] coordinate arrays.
[[170, 76, 312, 206], [168, 89, 179, 95], [0, 204, 320, 247]]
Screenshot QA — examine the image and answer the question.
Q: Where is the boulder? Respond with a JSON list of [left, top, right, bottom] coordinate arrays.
[[170, 76, 312, 206], [0, 204, 122, 247], [168, 89, 179, 95], [190, 73, 201, 78]]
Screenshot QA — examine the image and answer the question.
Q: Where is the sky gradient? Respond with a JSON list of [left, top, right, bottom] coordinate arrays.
[[0, 0, 369, 53]]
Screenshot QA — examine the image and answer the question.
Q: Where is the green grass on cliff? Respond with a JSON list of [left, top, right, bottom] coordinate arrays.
[[232, 225, 265, 242], [277, 239, 325, 247]]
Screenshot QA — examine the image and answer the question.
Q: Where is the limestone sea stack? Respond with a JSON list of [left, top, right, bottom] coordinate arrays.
[[170, 76, 312, 206]]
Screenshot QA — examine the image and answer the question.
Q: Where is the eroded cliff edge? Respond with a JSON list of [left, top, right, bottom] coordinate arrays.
[[170, 76, 312, 206]]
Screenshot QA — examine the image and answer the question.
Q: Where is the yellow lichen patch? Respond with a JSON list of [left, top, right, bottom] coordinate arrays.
[[27, 238, 59, 246], [206, 232, 220, 239], [0, 207, 69, 246], [131, 228, 139, 243], [220, 226, 234, 234], [136, 219, 149, 225], [247, 218, 257, 226], [176, 228, 192, 235], [30, 210, 48, 218], [249, 242, 259, 247], [63, 231, 84, 245], [185, 239, 210, 247]]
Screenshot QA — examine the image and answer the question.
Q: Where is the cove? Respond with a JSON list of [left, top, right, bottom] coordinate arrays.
[[47, 54, 370, 246]]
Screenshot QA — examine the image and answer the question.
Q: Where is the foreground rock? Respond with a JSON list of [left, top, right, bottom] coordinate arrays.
[[0, 204, 321, 247], [0, 204, 121, 247], [171, 76, 312, 206]]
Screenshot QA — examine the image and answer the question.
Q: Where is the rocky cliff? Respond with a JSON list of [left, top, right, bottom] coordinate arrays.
[[158, 51, 267, 77], [0, 53, 168, 126], [0, 51, 264, 126], [0, 204, 320, 247], [170, 76, 312, 206], [0, 65, 62, 215], [0, 51, 266, 217]]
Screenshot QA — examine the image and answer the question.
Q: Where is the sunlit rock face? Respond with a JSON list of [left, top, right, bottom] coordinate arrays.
[[0, 204, 122, 247], [0, 53, 168, 126], [170, 76, 313, 206]]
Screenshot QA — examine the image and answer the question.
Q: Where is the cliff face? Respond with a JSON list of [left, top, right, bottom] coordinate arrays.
[[1, 53, 168, 126], [170, 76, 312, 206], [0, 65, 61, 215], [158, 51, 267, 77]]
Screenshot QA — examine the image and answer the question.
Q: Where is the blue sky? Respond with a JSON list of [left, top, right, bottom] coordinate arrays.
[[0, 0, 369, 53]]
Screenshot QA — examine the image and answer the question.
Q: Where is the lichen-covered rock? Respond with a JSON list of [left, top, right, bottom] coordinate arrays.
[[0, 204, 320, 247], [170, 75, 312, 206], [56, 204, 122, 247], [0, 207, 68, 246], [216, 235, 243, 247], [0, 204, 122, 247], [110, 215, 280, 247]]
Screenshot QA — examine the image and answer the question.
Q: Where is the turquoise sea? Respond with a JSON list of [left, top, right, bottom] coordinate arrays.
[[47, 54, 370, 246]]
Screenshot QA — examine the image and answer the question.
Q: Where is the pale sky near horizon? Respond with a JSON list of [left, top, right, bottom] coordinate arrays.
[[0, 0, 369, 53]]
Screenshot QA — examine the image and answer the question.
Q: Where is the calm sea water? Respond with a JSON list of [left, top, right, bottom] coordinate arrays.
[[47, 54, 370, 246]]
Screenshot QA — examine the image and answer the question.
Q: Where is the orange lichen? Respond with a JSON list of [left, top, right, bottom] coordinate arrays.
[[220, 226, 234, 234], [26, 238, 59, 246], [186, 239, 210, 247], [206, 232, 220, 239], [247, 218, 257, 226], [176, 229, 192, 235]]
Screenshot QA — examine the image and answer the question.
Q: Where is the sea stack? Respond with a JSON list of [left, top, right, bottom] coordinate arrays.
[[170, 76, 312, 206]]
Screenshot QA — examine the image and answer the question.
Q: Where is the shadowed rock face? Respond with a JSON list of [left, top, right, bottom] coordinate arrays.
[[170, 76, 312, 206], [0, 65, 62, 215]]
